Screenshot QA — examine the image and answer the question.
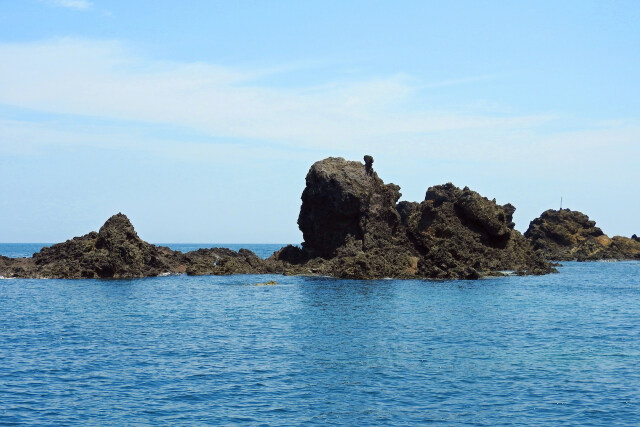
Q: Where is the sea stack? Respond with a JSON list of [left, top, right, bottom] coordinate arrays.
[[273, 156, 554, 279]]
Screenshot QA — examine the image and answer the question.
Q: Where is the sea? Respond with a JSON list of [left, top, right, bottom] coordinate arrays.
[[1, 243, 639, 426]]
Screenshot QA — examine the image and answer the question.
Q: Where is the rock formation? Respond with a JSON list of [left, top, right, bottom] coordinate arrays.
[[272, 156, 554, 279], [525, 209, 640, 261], [30, 213, 183, 278], [1, 156, 564, 280], [0, 213, 270, 279], [184, 248, 271, 276]]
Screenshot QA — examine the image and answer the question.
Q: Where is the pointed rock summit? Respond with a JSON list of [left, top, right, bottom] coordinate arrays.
[[30, 213, 182, 278], [0, 213, 271, 279]]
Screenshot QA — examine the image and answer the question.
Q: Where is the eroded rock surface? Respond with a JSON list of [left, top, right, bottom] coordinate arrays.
[[525, 209, 640, 261], [273, 156, 554, 279], [184, 248, 271, 276], [1, 156, 564, 281], [29, 214, 184, 278], [0, 214, 269, 279]]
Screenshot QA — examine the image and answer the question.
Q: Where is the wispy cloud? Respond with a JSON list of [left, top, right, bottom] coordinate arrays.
[[0, 38, 551, 153], [46, 0, 92, 10]]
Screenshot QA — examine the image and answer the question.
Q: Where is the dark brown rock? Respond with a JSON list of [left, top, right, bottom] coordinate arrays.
[[0, 213, 270, 279], [1, 156, 562, 281], [184, 248, 271, 276], [404, 184, 552, 278], [297, 156, 405, 259], [525, 209, 640, 261], [29, 213, 184, 278], [276, 156, 554, 279]]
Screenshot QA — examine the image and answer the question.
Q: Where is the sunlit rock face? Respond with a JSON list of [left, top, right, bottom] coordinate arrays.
[[525, 209, 640, 261]]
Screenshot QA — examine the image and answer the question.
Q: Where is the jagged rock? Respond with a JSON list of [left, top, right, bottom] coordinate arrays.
[[1, 156, 562, 281], [29, 213, 184, 278], [184, 248, 272, 275], [0, 213, 270, 279], [403, 184, 551, 278], [0, 255, 35, 278], [525, 209, 640, 261], [275, 156, 554, 279], [297, 156, 404, 259]]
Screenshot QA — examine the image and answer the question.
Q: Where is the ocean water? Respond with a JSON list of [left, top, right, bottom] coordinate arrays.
[[1, 244, 639, 426], [0, 243, 286, 260]]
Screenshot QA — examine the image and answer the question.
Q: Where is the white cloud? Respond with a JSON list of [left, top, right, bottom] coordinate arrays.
[[0, 38, 553, 153], [46, 0, 92, 10], [0, 38, 638, 239]]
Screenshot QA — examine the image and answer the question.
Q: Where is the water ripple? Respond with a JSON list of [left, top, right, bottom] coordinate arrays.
[[1, 261, 640, 425]]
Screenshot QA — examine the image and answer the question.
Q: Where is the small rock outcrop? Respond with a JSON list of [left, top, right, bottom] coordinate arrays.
[[273, 156, 554, 279], [184, 248, 271, 276], [30, 213, 183, 278], [525, 209, 640, 261], [0, 213, 270, 279]]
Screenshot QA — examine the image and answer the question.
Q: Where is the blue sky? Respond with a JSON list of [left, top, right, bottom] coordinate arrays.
[[1, 0, 639, 243]]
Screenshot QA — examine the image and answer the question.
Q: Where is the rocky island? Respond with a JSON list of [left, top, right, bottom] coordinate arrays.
[[1, 155, 557, 280], [525, 209, 640, 261], [8, 155, 636, 280], [270, 156, 553, 279], [0, 213, 269, 279]]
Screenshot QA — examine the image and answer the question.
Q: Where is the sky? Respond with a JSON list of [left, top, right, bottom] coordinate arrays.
[[0, 0, 639, 243]]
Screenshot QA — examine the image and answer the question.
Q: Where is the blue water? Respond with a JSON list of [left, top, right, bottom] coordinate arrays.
[[0, 243, 287, 259], [1, 245, 640, 425]]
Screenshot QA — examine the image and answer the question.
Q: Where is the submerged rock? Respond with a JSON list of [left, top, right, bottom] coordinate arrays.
[[525, 209, 640, 261], [274, 156, 554, 279]]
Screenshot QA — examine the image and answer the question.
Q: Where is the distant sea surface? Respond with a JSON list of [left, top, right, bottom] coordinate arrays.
[[0, 243, 286, 260], [1, 243, 639, 426]]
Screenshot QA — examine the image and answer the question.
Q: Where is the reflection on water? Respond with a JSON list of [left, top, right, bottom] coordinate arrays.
[[1, 259, 640, 425]]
